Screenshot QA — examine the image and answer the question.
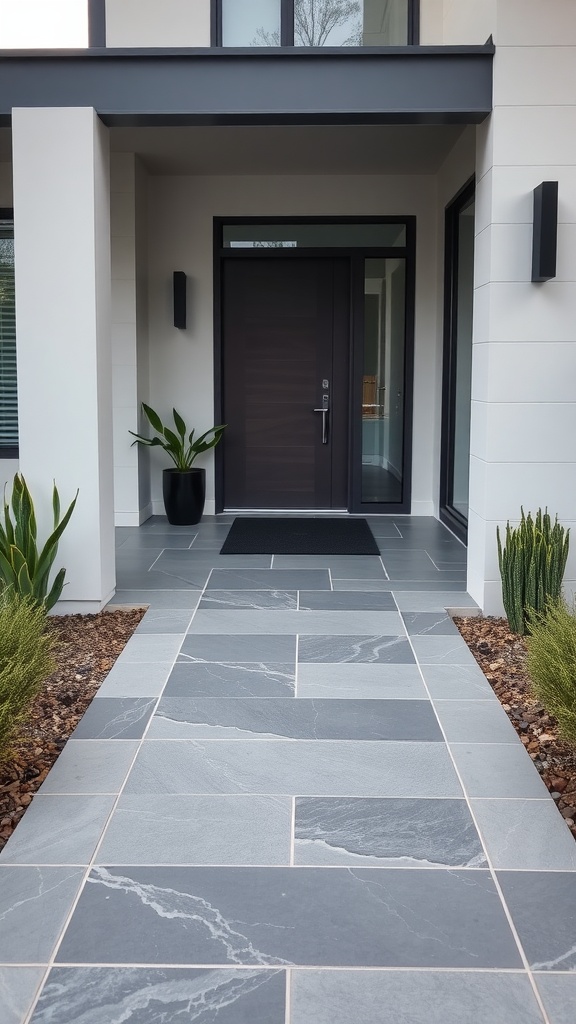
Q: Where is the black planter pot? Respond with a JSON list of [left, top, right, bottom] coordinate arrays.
[[162, 468, 206, 526]]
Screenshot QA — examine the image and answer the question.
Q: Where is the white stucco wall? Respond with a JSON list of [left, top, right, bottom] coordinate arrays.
[[145, 172, 440, 516], [105, 0, 211, 47]]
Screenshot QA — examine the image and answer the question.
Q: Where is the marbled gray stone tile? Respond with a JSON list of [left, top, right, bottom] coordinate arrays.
[[290, 969, 544, 1024], [273, 556, 385, 579], [154, 552, 273, 570], [0, 867, 84, 962], [450, 743, 549, 798], [420, 663, 496, 699], [71, 698, 156, 740], [180, 633, 296, 663], [434, 700, 519, 743], [207, 569, 331, 590], [0, 968, 45, 1024], [97, 662, 173, 698], [199, 590, 298, 610], [55, 865, 521, 968], [39, 741, 139, 795], [165, 662, 295, 698], [471, 799, 576, 870], [135, 609, 194, 633], [411, 635, 479, 666], [294, 798, 485, 867], [188, 610, 403, 636], [298, 635, 415, 664], [107, 590, 201, 609], [96, 795, 291, 865], [31, 967, 285, 1023], [498, 872, 576, 971], [402, 612, 459, 635], [115, 634, 183, 664], [296, 663, 426, 699], [336, 580, 468, 592], [124, 741, 462, 798], [331, 580, 394, 591], [298, 591, 397, 610], [392, 592, 478, 610], [148, 698, 442, 741], [115, 570, 207, 590], [535, 974, 576, 1024], [120, 535, 196, 549], [0, 796, 115, 865]]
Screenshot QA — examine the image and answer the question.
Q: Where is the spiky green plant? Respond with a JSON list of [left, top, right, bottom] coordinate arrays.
[[526, 599, 576, 747], [130, 404, 226, 471], [0, 589, 56, 760], [0, 475, 78, 611], [497, 508, 569, 635]]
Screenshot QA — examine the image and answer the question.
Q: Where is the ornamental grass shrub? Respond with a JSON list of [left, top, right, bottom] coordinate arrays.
[[0, 589, 56, 760], [497, 508, 569, 635], [526, 599, 576, 748]]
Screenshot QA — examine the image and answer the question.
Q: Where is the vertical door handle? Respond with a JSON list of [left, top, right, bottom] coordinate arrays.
[[313, 401, 329, 444]]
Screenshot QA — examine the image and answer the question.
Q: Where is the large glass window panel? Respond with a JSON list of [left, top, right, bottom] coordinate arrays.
[[361, 257, 406, 504], [0, 217, 17, 452], [449, 197, 474, 520], [0, 0, 88, 48], [223, 222, 406, 248], [294, 0, 409, 46], [221, 0, 282, 46]]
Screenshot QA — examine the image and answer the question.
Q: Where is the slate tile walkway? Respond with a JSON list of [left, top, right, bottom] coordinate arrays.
[[1, 516, 575, 1023]]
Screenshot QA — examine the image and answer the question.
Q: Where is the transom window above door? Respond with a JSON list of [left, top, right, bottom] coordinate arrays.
[[215, 0, 419, 47]]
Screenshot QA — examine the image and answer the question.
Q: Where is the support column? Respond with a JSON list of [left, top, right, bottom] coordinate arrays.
[[468, 0, 576, 613], [12, 107, 114, 611]]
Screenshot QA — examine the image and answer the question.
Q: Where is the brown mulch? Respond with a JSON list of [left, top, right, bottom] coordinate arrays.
[[455, 616, 576, 841], [0, 607, 145, 853]]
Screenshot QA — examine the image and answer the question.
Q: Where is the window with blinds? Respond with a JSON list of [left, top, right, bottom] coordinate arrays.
[[0, 215, 17, 454]]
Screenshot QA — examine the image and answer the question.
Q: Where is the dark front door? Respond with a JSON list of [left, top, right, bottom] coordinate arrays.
[[222, 257, 349, 509]]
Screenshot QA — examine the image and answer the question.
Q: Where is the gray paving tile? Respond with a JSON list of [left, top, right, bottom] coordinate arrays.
[[498, 871, 576, 971], [155, 552, 272, 570], [0, 796, 115, 865], [386, 571, 466, 583], [273, 556, 386, 579], [55, 866, 521, 968], [294, 797, 485, 867], [298, 591, 397, 610], [471, 799, 576, 870], [187, 610, 403, 635], [165, 662, 295, 698], [107, 590, 201, 609], [331, 579, 397, 591], [97, 662, 173, 697], [115, 570, 207, 590], [96, 795, 292, 865], [0, 968, 45, 1024], [124, 741, 462, 797], [31, 967, 286, 1023], [199, 590, 298, 610], [450, 743, 550, 798], [120, 535, 196, 549], [334, 580, 468, 592], [207, 569, 331, 590], [298, 635, 415, 664], [434, 700, 520, 743], [39, 741, 139, 794], [392, 591, 477, 609], [180, 634, 296, 663], [411, 635, 479, 666], [0, 867, 84, 963], [402, 612, 460, 635], [70, 698, 156, 740], [290, 970, 544, 1024], [148, 698, 443, 741], [421, 663, 496, 699], [135, 609, 194, 633], [535, 974, 576, 1024], [296, 663, 426, 699], [115, 634, 184, 664]]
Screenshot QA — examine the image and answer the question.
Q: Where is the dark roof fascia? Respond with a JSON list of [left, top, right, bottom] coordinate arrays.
[[0, 45, 494, 128]]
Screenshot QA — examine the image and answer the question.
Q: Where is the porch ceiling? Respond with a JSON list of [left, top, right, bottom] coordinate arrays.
[[110, 124, 466, 176]]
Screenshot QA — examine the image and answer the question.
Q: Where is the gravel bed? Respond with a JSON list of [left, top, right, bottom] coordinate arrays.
[[455, 615, 576, 841], [0, 607, 145, 853]]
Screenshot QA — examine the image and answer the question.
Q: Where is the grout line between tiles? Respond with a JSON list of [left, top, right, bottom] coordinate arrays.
[[289, 798, 296, 868]]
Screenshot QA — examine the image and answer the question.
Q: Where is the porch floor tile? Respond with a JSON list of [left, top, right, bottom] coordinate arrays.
[[4, 516, 573, 1024]]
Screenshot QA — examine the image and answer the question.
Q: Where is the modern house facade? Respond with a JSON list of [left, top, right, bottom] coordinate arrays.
[[0, 0, 575, 613]]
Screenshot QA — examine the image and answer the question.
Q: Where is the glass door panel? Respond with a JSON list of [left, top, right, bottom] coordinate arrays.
[[361, 257, 406, 504]]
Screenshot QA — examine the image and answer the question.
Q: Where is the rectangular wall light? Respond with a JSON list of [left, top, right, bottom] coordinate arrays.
[[173, 271, 187, 329], [532, 181, 558, 282]]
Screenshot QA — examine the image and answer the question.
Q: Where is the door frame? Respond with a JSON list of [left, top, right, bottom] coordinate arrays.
[[213, 215, 416, 515]]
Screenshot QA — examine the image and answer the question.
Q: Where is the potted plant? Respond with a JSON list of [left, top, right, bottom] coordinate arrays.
[[129, 404, 226, 525]]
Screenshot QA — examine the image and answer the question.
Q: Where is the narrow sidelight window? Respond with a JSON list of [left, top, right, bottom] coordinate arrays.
[[216, 0, 418, 46], [221, 0, 282, 46], [0, 214, 17, 456]]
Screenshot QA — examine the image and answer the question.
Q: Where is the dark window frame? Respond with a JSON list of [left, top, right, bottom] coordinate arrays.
[[439, 176, 475, 544], [0, 207, 17, 460], [211, 0, 420, 47], [88, 0, 106, 47], [213, 215, 415, 515]]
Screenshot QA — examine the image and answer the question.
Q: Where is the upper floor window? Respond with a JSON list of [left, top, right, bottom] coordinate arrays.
[[0, 214, 17, 456], [217, 0, 419, 47], [0, 0, 89, 48]]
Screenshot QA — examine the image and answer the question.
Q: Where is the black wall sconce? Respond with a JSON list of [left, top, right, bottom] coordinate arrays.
[[173, 271, 187, 329], [532, 181, 558, 282]]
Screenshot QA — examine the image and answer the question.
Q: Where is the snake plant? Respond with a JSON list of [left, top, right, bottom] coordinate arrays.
[[497, 508, 569, 635], [129, 403, 226, 471], [0, 474, 78, 611]]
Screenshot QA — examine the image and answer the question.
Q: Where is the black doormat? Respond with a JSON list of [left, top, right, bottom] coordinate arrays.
[[220, 517, 379, 555]]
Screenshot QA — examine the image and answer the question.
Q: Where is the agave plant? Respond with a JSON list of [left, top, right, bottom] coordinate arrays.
[[0, 475, 78, 611], [497, 508, 569, 635], [129, 403, 226, 470]]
